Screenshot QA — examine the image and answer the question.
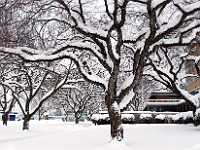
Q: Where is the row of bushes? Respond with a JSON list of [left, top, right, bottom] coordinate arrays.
[[91, 111, 198, 125]]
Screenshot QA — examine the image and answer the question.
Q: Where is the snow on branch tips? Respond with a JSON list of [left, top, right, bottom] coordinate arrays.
[[0, 47, 107, 89], [173, 0, 200, 12]]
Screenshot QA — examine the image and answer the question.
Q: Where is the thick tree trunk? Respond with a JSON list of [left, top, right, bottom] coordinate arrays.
[[108, 104, 123, 141], [64, 113, 68, 122], [23, 116, 30, 130], [104, 61, 124, 141], [106, 93, 123, 141], [75, 118, 79, 124], [75, 113, 79, 124], [38, 109, 41, 121], [2, 112, 8, 126]]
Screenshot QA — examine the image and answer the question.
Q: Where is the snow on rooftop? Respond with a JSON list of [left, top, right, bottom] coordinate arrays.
[[146, 99, 185, 106]]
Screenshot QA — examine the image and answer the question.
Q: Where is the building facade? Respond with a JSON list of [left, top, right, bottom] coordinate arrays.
[[144, 92, 194, 112]]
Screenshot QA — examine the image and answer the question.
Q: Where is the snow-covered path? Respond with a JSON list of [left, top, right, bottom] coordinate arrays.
[[0, 121, 200, 150]]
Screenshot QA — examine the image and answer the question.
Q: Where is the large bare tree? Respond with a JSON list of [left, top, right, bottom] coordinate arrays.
[[1, 0, 200, 140]]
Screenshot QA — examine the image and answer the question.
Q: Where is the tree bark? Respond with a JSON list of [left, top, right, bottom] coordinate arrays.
[[75, 113, 79, 124], [23, 115, 30, 130], [106, 91, 123, 141], [107, 101, 123, 141], [38, 108, 41, 121], [2, 112, 8, 126], [104, 59, 124, 141]]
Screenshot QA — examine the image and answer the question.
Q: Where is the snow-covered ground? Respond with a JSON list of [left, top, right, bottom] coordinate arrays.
[[0, 121, 200, 150]]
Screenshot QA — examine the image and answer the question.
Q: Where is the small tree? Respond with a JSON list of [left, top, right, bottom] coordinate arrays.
[[2, 60, 75, 130], [57, 82, 101, 124], [0, 86, 16, 126], [0, 54, 22, 125]]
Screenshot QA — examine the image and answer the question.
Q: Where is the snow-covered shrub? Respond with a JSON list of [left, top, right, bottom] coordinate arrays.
[[121, 114, 135, 124], [172, 111, 193, 124], [164, 115, 174, 123], [91, 113, 135, 124], [155, 114, 166, 120], [139, 114, 153, 123], [154, 114, 166, 123], [91, 114, 110, 125], [91, 111, 195, 125]]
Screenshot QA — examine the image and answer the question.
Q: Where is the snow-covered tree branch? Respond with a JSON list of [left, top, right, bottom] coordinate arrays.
[[0, 0, 200, 140]]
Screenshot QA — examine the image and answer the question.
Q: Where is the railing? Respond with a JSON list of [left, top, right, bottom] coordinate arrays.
[[98, 111, 179, 115]]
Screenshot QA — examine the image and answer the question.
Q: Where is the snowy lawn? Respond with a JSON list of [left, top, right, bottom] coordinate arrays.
[[0, 121, 200, 150]]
